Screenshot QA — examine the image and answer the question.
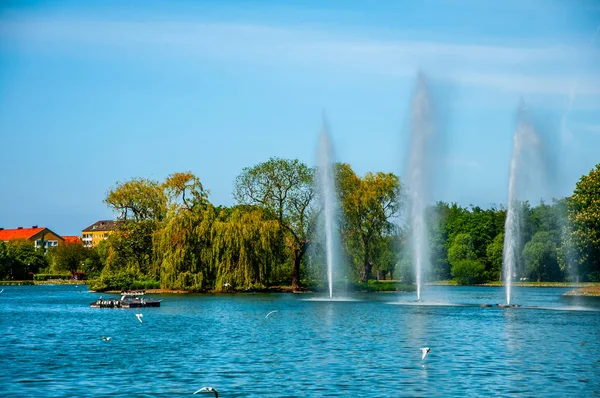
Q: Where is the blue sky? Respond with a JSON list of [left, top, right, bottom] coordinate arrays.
[[1, 0, 599, 235]]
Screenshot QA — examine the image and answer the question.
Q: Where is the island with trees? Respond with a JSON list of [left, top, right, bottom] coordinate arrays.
[[1, 160, 599, 296]]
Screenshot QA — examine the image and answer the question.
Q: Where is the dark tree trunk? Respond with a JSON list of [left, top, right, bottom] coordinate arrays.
[[291, 241, 308, 291], [292, 250, 301, 291], [361, 261, 374, 283]]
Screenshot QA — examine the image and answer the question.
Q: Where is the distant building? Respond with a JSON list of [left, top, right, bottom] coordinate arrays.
[[62, 236, 82, 245], [0, 226, 64, 249], [81, 220, 121, 248]]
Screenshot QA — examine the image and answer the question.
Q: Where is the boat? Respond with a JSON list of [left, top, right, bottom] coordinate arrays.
[[90, 291, 161, 308]]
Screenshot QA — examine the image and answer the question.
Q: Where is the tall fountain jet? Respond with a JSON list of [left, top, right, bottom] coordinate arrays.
[[316, 119, 339, 299], [502, 102, 543, 306], [406, 73, 435, 301]]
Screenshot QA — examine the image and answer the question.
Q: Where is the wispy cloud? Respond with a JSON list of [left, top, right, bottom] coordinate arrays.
[[2, 15, 599, 96]]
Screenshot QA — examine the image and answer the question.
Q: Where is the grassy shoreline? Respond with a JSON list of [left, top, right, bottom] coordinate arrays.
[[3, 279, 600, 296]]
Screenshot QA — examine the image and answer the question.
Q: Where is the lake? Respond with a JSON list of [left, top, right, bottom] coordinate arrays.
[[0, 285, 599, 397]]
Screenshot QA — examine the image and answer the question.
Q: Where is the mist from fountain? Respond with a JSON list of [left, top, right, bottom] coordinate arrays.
[[502, 102, 544, 305], [316, 122, 338, 299], [406, 73, 435, 301]]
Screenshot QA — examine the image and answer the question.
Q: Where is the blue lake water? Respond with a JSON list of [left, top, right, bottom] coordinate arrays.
[[0, 285, 599, 397]]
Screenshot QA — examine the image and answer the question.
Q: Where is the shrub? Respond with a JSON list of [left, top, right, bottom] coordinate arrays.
[[588, 271, 600, 282], [129, 280, 160, 290], [88, 270, 137, 292], [33, 273, 71, 281], [451, 259, 486, 285]]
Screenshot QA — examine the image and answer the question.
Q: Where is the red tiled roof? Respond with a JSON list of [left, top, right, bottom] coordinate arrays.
[[63, 236, 82, 245], [0, 227, 45, 241]]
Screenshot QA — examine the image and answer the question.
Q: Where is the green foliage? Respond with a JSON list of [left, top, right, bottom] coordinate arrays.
[[486, 233, 504, 281], [350, 280, 415, 292], [336, 163, 401, 282], [211, 206, 285, 290], [568, 164, 600, 280], [87, 269, 137, 292], [451, 259, 486, 285], [448, 233, 477, 265], [129, 280, 160, 290], [234, 157, 314, 290], [87, 162, 600, 291], [154, 201, 215, 291], [104, 177, 166, 222], [81, 248, 103, 279], [47, 242, 88, 274], [33, 273, 71, 281], [0, 239, 48, 280], [0, 241, 11, 280], [522, 231, 562, 282]]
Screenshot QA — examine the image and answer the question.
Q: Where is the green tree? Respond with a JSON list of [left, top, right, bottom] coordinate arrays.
[[234, 158, 315, 290], [48, 242, 89, 274], [5, 239, 48, 279], [104, 176, 170, 279], [486, 232, 504, 281], [448, 233, 484, 284], [154, 203, 215, 291], [81, 247, 103, 279], [568, 164, 600, 281], [0, 241, 13, 280], [522, 230, 562, 282], [211, 206, 284, 289], [448, 233, 477, 265], [451, 259, 486, 285], [153, 171, 214, 290], [104, 177, 167, 222], [336, 163, 401, 282]]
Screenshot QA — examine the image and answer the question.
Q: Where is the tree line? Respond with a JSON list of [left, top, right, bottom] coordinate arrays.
[[2, 160, 599, 290]]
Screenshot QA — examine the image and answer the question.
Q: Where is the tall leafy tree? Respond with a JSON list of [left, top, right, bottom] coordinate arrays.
[[48, 241, 89, 274], [336, 163, 401, 282], [448, 233, 485, 285], [105, 177, 167, 222], [234, 158, 315, 290], [211, 206, 284, 289], [104, 177, 167, 279], [153, 203, 215, 291], [522, 230, 561, 282], [568, 164, 600, 281], [486, 232, 504, 281], [3, 239, 48, 280], [154, 172, 213, 290]]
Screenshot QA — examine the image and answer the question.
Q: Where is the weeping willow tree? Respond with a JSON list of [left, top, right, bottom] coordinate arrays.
[[153, 172, 215, 291], [211, 206, 285, 290], [154, 206, 215, 291]]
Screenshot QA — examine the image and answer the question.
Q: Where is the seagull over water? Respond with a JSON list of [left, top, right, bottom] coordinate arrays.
[[135, 313, 143, 323], [265, 310, 278, 319], [194, 386, 218, 397], [102, 336, 112, 341], [420, 347, 431, 360]]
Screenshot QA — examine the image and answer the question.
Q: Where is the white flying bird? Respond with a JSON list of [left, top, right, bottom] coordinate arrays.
[[0, 289, 4, 293], [265, 310, 278, 319], [194, 386, 218, 397], [420, 347, 431, 360], [102, 336, 112, 341], [135, 313, 143, 323]]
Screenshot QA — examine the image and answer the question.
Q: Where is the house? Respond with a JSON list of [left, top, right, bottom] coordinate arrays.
[[62, 236, 82, 245], [81, 220, 120, 248], [0, 226, 64, 249]]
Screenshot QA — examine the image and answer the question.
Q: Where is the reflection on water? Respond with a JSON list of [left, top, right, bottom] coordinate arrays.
[[0, 285, 599, 397]]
